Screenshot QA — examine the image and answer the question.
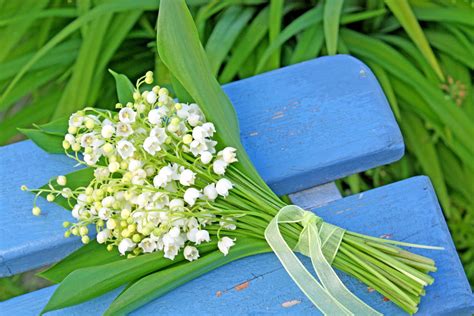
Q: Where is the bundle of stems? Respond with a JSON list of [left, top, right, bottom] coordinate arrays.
[[215, 165, 436, 315]]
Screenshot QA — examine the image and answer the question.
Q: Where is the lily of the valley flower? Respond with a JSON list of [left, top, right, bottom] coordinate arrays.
[[218, 237, 235, 256]]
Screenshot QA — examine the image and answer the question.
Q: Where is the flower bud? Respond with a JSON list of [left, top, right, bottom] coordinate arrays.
[[64, 231, 71, 238], [132, 233, 142, 243], [72, 143, 81, 152], [62, 140, 71, 150], [32, 206, 41, 216], [57, 175, 67, 186], [182, 134, 193, 144], [68, 126, 78, 134], [121, 209, 131, 219], [81, 236, 90, 244], [46, 194, 55, 202], [85, 119, 95, 129], [102, 143, 114, 155]]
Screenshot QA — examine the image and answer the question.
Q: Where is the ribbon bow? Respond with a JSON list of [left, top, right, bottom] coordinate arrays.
[[265, 205, 382, 315]]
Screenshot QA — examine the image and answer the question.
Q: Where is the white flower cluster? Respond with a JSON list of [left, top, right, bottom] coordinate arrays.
[[34, 72, 239, 260]]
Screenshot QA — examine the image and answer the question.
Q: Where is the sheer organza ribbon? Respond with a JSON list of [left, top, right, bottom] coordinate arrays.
[[264, 205, 382, 315]]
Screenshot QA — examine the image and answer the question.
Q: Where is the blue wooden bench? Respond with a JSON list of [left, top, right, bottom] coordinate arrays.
[[1, 55, 473, 315]]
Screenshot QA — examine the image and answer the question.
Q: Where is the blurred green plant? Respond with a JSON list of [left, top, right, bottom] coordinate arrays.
[[0, 0, 473, 294]]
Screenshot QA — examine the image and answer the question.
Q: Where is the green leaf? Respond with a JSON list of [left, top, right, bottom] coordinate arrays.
[[205, 6, 255, 76], [0, 91, 59, 145], [0, 0, 159, 106], [104, 238, 270, 315], [18, 128, 64, 153], [109, 69, 135, 105], [37, 117, 69, 136], [385, 0, 444, 81], [323, 0, 343, 55], [38, 241, 123, 283], [219, 6, 270, 83], [365, 61, 401, 119], [256, 4, 323, 73], [289, 23, 324, 65], [268, 0, 283, 70], [398, 110, 451, 215], [157, 0, 272, 192], [42, 242, 217, 314]]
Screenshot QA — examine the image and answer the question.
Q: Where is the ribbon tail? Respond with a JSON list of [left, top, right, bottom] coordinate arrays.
[[265, 215, 351, 315], [308, 224, 382, 316]]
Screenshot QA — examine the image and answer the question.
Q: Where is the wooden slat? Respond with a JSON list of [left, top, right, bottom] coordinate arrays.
[[0, 55, 403, 276], [2, 177, 472, 315]]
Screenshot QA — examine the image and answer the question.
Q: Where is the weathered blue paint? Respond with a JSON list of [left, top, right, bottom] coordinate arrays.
[[1, 177, 472, 315], [0, 55, 403, 276]]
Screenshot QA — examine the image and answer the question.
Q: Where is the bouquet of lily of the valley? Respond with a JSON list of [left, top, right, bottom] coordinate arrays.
[[22, 1, 441, 315]]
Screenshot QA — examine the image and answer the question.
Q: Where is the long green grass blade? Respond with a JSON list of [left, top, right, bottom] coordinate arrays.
[[268, 0, 283, 70], [323, 0, 343, 55], [385, 0, 444, 81]]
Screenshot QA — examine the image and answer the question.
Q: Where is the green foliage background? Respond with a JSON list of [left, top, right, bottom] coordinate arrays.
[[0, 0, 473, 298]]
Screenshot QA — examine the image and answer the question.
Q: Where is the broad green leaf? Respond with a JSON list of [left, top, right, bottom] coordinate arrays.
[[109, 69, 135, 105], [385, 0, 444, 81], [39, 167, 95, 210], [37, 116, 69, 136], [104, 238, 270, 315], [256, 5, 323, 73], [323, 0, 343, 55], [38, 241, 123, 283], [42, 242, 217, 313], [18, 128, 64, 153], [157, 0, 272, 192]]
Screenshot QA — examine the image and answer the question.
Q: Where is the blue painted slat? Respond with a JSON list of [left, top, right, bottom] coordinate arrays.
[[1, 177, 472, 315], [0, 55, 403, 276], [228, 55, 404, 194]]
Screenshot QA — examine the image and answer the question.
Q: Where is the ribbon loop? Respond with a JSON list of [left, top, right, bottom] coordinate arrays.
[[265, 205, 382, 316]]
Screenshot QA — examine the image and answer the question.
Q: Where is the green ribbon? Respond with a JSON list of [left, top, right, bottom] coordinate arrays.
[[265, 205, 382, 315]]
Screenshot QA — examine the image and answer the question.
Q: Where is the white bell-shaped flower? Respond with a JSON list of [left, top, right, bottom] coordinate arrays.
[[179, 169, 196, 186], [184, 246, 200, 261], [118, 238, 136, 255], [212, 159, 228, 175], [216, 178, 233, 197], [119, 107, 137, 124], [218, 237, 235, 256], [203, 183, 218, 201], [184, 188, 200, 206]]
